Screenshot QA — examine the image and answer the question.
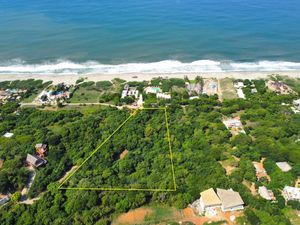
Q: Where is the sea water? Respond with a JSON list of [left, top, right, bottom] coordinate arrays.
[[0, 0, 300, 74]]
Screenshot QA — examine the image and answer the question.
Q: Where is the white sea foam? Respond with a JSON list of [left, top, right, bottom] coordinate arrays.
[[0, 59, 300, 75]]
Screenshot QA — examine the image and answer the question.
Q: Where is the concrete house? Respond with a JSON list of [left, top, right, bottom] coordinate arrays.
[[199, 188, 222, 212], [156, 92, 171, 100], [144, 86, 162, 94], [121, 84, 139, 99], [258, 186, 275, 201], [276, 162, 292, 172], [216, 188, 244, 212], [26, 154, 46, 168], [282, 186, 300, 202]]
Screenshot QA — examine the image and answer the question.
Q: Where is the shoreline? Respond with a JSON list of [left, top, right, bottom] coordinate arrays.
[[0, 71, 300, 84]]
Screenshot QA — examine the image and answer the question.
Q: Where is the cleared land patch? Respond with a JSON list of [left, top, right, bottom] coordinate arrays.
[[219, 78, 238, 100]]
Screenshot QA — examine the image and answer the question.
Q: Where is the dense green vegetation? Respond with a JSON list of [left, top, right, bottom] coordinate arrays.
[[62, 109, 174, 190], [0, 77, 300, 225]]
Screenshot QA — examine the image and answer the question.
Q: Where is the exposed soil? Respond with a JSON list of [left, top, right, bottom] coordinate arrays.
[[113, 205, 244, 225], [0, 159, 3, 168], [113, 207, 153, 225], [59, 166, 78, 183], [119, 149, 129, 159]]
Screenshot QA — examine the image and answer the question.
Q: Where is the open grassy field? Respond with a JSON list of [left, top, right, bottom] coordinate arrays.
[[219, 78, 238, 100], [70, 88, 102, 103], [282, 207, 300, 225], [22, 92, 40, 103], [282, 77, 300, 94]]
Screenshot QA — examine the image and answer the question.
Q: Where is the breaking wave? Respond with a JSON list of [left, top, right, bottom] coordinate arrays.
[[1, 59, 300, 75]]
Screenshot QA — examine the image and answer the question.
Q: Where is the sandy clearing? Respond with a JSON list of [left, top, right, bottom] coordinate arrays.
[[0, 71, 300, 85]]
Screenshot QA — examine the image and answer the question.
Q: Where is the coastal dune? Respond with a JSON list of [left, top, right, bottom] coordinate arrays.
[[0, 71, 299, 84]]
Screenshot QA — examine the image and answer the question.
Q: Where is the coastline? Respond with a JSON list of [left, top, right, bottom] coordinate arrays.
[[0, 71, 300, 84]]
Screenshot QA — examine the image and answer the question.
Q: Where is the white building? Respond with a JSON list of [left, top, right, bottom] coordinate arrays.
[[258, 186, 275, 201], [189, 96, 200, 100], [3, 132, 14, 138], [156, 92, 171, 100], [121, 84, 139, 99], [293, 99, 300, 108], [137, 94, 144, 107], [234, 82, 245, 89], [251, 88, 258, 94], [282, 186, 300, 202], [216, 188, 244, 212], [192, 188, 244, 214], [144, 86, 162, 94], [199, 188, 222, 213], [276, 162, 292, 172], [293, 99, 300, 113], [237, 88, 245, 99]]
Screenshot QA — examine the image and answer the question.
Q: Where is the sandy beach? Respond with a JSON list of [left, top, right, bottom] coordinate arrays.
[[0, 71, 300, 84]]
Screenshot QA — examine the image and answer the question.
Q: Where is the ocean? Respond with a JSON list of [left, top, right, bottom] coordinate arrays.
[[0, 0, 300, 74]]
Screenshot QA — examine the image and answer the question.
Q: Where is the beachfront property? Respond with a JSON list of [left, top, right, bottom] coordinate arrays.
[[191, 187, 244, 215], [144, 86, 162, 94], [222, 116, 245, 135], [276, 161, 292, 172], [121, 84, 139, 99], [137, 94, 144, 107], [234, 82, 245, 89], [39, 83, 71, 104], [3, 132, 14, 138], [292, 99, 300, 114], [282, 186, 300, 202], [0, 195, 10, 205], [202, 79, 218, 96], [0, 89, 27, 103], [267, 80, 294, 95], [186, 82, 202, 96], [26, 154, 47, 168], [0, 90, 10, 103], [233, 81, 246, 99], [144, 86, 171, 100], [251, 88, 258, 94], [258, 186, 275, 201], [156, 92, 171, 100], [236, 88, 245, 99]]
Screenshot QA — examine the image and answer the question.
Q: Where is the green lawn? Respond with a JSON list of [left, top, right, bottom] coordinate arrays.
[[143, 206, 181, 225], [70, 88, 102, 103], [219, 78, 238, 100], [282, 77, 300, 94], [22, 93, 39, 103], [282, 207, 300, 225]]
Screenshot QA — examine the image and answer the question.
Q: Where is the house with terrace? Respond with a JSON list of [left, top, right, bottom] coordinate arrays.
[[121, 84, 139, 99], [26, 154, 47, 168]]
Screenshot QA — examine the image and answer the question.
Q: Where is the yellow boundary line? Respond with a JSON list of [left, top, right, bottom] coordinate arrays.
[[58, 108, 176, 191]]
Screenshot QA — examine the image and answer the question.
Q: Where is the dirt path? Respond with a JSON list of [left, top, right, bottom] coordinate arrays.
[[119, 149, 129, 159], [20, 166, 36, 202], [59, 166, 78, 183]]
